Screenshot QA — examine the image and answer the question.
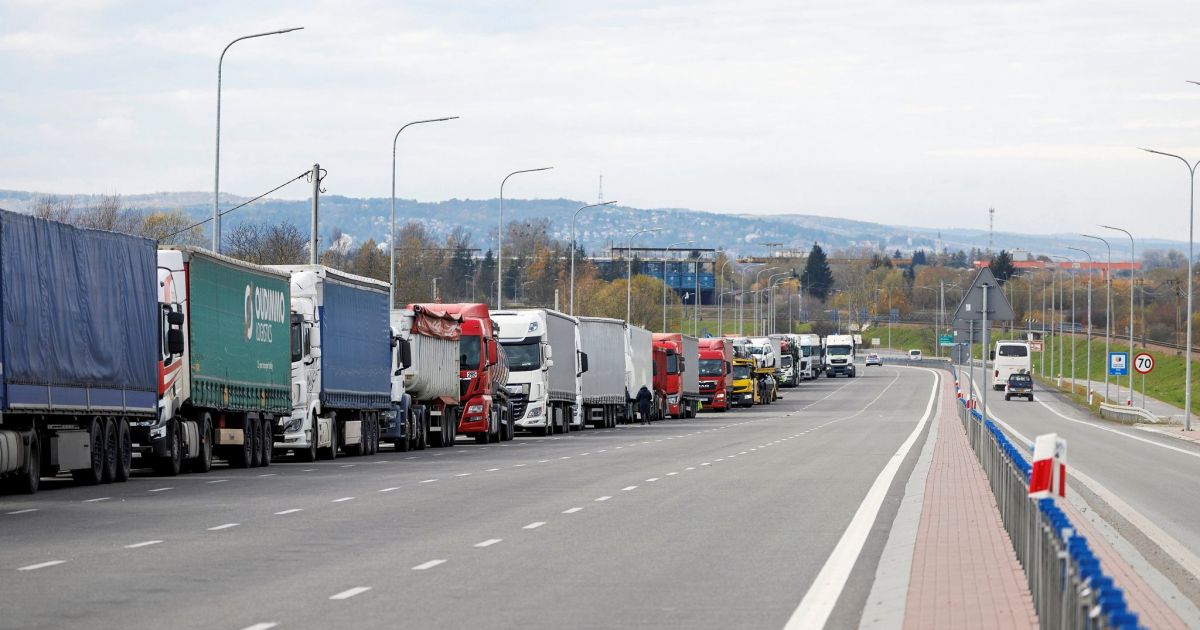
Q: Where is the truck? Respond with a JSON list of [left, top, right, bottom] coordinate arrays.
[[624, 324, 654, 423], [991, 340, 1032, 390], [730, 357, 759, 407], [578, 317, 627, 428], [798, 334, 822, 379], [0, 211, 160, 493], [770, 334, 800, 388], [153, 247, 293, 474], [412, 303, 512, 444], [493, 309, 586, 436], [386, 306, 460, 451], [698, 337, 734, 412], [270, 265, 392, 459], [824, 334, 857, 377], [652, 333, 700, 418]]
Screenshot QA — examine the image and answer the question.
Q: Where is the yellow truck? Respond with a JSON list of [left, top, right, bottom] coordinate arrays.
[[730, 358, 759, 407]]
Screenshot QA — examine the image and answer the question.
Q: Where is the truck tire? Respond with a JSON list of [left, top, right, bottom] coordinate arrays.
[[344, 415, 364, 456], [502, 404, 514, 441], [319, 421, 337, 460], [395, 412, 411, 452], [71, 418, 105, 485], [114, 419, 132, 482], [250, 418, 263, 467], [153, 420, 183, 477], [13, 430, 40, 494], [417, 414, 427, 450], [194, 415, 214, 473], [369, 415, 379, 455], [100, 417, 118, 483], [446, 410, 457, 447], [229, 418, 253, 469], [297, 418, 318, 463], [260, 417, 273, 466]]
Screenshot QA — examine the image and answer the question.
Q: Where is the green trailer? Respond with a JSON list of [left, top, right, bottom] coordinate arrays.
[[133, 247, 292, 474]]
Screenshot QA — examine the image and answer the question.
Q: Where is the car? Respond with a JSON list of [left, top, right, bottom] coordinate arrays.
[[865, 353, 882, 366], [908, 349, 923, 361], [1005, 372, 1034, 401]]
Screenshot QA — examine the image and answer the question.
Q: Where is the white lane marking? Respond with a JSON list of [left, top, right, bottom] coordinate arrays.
[[329, 586, 372, 600], [124, 540, 163, 549], [715, 458, 725, 462], [622, 485, 638, 491], [667, 472, 679, 476], [486, 468, 501, 472], [240, 623, 277, 630], [405, 457, 417, 460], [6, 509, 37, 515], [83, 497, 110, 503], [685, 467, 696, 471], [523, 521, 546, 529], [645, 477, 660, 482], [275, 509, 303, 515], [785, 367, 940, 630], [256, 473, 277, 477], [738, 451, 747, 455], [339, 464, 354, 468], [208, 523, 240, 531], [374, 460, 390, 464], [474, 538, 503, 548], [559, 456, 571, 460], [208, 479, 230, 483], [701, 462, 711, 466], [18, 560, 65, 571], [412, 559, 446, 570], [331, 497, 355, 503], [580, 452, 591, 456], [513, 463, 526, 467], [538, 460, 550, 463], [420, 479, 438, 483], [594, 496, 612, 502], [148, 487, 173, 492], [563, 507, 584, 514], [456, 473, 471, 477], [303, 469, 316, 472], [379, 487, 400, 493]]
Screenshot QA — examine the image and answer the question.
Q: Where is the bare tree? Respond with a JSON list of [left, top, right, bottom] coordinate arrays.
[[225, 221, 307, 265]]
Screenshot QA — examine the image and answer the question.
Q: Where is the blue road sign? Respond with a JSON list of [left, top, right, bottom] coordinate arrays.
[[1108, 352, 1128, 377]]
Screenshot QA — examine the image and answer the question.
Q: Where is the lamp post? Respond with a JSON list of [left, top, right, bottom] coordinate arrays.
[[663, 240, 693, 332], [719, 290, 738, 335], [1083, 234, 1113, 404], [625, 227, 663, 325], [390, 116, 458, 308], [1052, 255, 1077, 390], [1051, 256, 1071, 387], [766, 273, 789, 334], [213, 27, 304, 253], [753, 267, 779, 335], [497, 167, 553, 309], [717, 255, 734, 334], [570, 200, 618, 315], [431, 277, 441, 302], [1101, 225, 1136, 404], [738, 263, 764, 336]]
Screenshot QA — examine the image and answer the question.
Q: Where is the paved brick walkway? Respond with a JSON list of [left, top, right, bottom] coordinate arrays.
[[903, 379, 1038, 629]]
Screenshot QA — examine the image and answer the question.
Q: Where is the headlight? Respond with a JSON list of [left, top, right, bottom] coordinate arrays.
[[282, 416, 303, 433], [668, 395, 679, 404], [466, 404, 484, 414], [526, 405, 543, 418], [150, 425, 167, 439]]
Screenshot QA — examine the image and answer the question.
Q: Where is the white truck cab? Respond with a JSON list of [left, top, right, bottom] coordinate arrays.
[[492, 309, 585, 436], [824, 334, 857, 377]]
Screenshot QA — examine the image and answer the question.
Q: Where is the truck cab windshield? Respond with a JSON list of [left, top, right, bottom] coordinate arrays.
[[781, 356, 793, 367], [998, 345, 1029, 357], [666, 353, 679, 374], [502, 341, 541, 371], [732, 364, 751, 379], [828, 345, 852, 356], [460, 335, 480, 368], [698, 359, 723, 376], [801, 346, 813, 357]]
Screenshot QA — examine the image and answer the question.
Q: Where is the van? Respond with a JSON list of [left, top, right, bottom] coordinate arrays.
[[992, 341, 1032, 390]]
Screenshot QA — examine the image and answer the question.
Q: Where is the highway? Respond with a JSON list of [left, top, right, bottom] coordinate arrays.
[[0, 365, 940, 630]]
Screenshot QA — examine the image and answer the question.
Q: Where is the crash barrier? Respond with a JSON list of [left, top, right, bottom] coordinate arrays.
[[1098, 403, 1163, 425], [952, 369, 1144, 629]]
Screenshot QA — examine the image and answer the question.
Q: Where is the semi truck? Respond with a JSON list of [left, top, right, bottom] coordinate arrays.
[[652, 333, 700, 418], [493, 309, 586, 436], [386, 306, 461, 450], [698, 337, 733, 412], [798, 334, 822, 379], [730, 357, 759, 407], [0, 211, 160, 493], [413, 303, 512, 444], [578, 317, 627, 428], [270, 265, 392, 459], [624, 325, 654, 423], [154, 247, 293, 474], [824, 333, 857, 377]]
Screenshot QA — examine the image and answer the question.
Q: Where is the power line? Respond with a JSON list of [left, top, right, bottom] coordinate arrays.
[[159, 169, 311, 243]]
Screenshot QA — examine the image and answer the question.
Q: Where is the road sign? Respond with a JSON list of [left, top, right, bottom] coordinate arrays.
[[951, 267, 1015, 323], [1134, 352, 1154, 375], [1030, 340, 1043, 352], [871, 337, 881, 346], [1108, 352, 1128, 377], [938, 333, 954, 347]]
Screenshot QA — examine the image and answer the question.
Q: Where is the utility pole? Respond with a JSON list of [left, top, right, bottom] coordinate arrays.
[[309, 163, 320, 264]]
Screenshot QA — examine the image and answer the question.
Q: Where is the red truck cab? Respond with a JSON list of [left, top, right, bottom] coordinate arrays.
[[652, 333, 697, 418], [697, 338, 733, 412], [412, 303, 511, 443]]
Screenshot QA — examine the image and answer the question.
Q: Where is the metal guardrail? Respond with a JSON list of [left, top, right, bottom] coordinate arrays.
[[1098, 403, 1163, 425], [952, 368, 1144, 629]]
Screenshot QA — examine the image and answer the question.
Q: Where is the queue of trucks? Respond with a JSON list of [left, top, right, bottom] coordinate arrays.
[[0, 210, 876, 494]]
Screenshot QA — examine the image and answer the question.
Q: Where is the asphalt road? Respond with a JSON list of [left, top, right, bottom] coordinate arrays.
[[0, 365, 940, 630]]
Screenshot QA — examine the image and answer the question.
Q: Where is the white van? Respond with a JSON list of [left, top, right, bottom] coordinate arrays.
[[992, 341, 1032, 390]]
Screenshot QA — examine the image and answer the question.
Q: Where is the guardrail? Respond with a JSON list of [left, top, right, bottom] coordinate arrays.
[[1098, 403, 1163, 425], [953, 368, 1143, 629]]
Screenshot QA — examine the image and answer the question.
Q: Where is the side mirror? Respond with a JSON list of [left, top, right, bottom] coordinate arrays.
[[544, 358, 555, 369], [167, 311, 185, 326], [989, 351, 996, 360], [167, 328, 185, 355], [486, 339, 498, 365], [544, 344, 553, 360], [309, 326, 321, 348], [579, 352, 589, 375], [399, 339, 412, 371], [725, 362, 731, 375]]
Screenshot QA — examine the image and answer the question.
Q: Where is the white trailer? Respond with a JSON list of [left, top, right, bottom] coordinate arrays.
[[386, 307, 461, 450], [578, 317, 626, 429], [625, 325, 653, 423]]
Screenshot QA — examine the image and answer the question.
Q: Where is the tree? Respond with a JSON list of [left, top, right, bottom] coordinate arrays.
[[912, 250, 928, 266], [990, 250, 1016, 284], [226, 221, 307, 265], [801, 242, 834, 300]]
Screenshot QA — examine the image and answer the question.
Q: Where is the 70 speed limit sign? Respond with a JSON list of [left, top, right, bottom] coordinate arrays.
[[1134, 353, 1155, 375]]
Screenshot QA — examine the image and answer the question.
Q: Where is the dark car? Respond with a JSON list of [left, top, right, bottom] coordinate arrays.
[[1005, 373, 1034, 401]]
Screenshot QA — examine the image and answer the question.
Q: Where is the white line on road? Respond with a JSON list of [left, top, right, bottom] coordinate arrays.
[[148, 487, 173, 492], [538, 460, 549, 463], [474, 538, 503, 548], [302, 469, 316, 472], [207, 523, 239, 531], [785, 367, 939, 630], [83, 497, 110, 503], [667, 472, 678, 476], [456, 473, 471, 477], [378, 487, 399, 493], [420, 479, 438, 483], [621, 485, 638, 491], [594, 496, 612, 502], [240, 623, 277, 630], [559, 456, 571, 460], [563, 507, 583, 514], [331, 497, 355, 503], [513, 463, 526, 467], [275, 509, 303, 515], [124, 540, 163, 549], [486, 468, 500, 472], [339, 464, 354, 468], [524, 522, 546, 529], [412, 559, 446, 570], [6, 509, 37, 515], [329, 586, 372, 600], [685, 467, 695, 471], [18, 560, 65, 571], [256, 473, 277, 477], [645, 477, 660, 482], [208, 479, 230, 483]]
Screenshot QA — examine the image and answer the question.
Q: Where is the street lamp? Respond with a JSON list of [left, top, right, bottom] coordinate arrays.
[[1066, 246, 1094, 400], [570, 200, 618, 315], [718, 290, 738, 335], [390, 116, 458, 308], [1051, 255, 1072, 388], [1140, 147, 1199, 430], [738, 263, 765, 336], [432, 277, 441, 302], [626, 227, 663, 324], [717, 255, 734, 334], [753, 267, 780, 335], [663, 240, 693, 332], [766, 272, 789, 334], [213, 27, 304, 253], [1101, 224, 1136, 405], [1083, 234, 1113, 404], [497, 167, 553, 309]]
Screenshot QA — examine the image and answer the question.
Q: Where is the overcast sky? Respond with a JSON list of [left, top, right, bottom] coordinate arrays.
[[4, 0, 1200, 241]]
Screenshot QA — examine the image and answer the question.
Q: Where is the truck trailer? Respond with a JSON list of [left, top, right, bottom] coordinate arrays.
[[578, 317, 626, 428], [387, 306, 461, 450], [270, 265, 392, 459], [493, 309, 586, 435], [698, 337, 733, 412], [624, 325, 654, 423]]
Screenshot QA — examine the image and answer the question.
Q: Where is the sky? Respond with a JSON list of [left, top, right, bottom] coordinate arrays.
[[3, 0, 1200, 241]]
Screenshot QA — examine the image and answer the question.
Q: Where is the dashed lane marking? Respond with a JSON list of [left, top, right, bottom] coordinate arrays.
[[420, 479, 438, 483], [486, 468, 500, 472], [621, 485, 638, 491], [124, 540, 163, 549], [563, 507, 584, 514], [329, 586, 372, 600], [331, 497, 355, 503], [17, 560, 65, 571], [207, 523, 239, 531], [456, 473, 471, 477], [256, 473, 277, 477], [240, 623, 277, 630], [148, 487, 173, 492], [474, 539, 503, 548], [379, 487, 399, 493], [645, 477, 660, 482], [524, 522, 546, 530], [208, 479, 230, 483], [594, 496, 612, 502], [412, 559, 446, 571], [6, 509, 37, 515], [83, 497, 110, 503], [275, 509, 303, 515]]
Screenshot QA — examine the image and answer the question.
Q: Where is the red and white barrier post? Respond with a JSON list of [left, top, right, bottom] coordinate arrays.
[[1029, 433, 1067, 499]]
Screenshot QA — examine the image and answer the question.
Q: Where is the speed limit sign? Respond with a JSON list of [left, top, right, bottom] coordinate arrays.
[[1134, 353, 1155, 375]]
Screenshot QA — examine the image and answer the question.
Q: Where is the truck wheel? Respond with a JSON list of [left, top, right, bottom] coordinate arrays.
[[417, 415, 427, 450], [396, 413, 411, 452], [194, 416, 214, 473], [369, 416, 379, 455], [446, 410, 457, 447], [153, 421, 183, 477], [260, 418, 273, 466], [14, 430, 40, 494], [503, 405, 514, 441], [319, 421, 337, 460], [73, 417, 103, 484], [298, 419, 318, 463], [229, 419, 253, 469], [114, 419, 132, 482], [100, 418, 117, 483], [344, 418, 364, 457], [250, 419, 263, 467]]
